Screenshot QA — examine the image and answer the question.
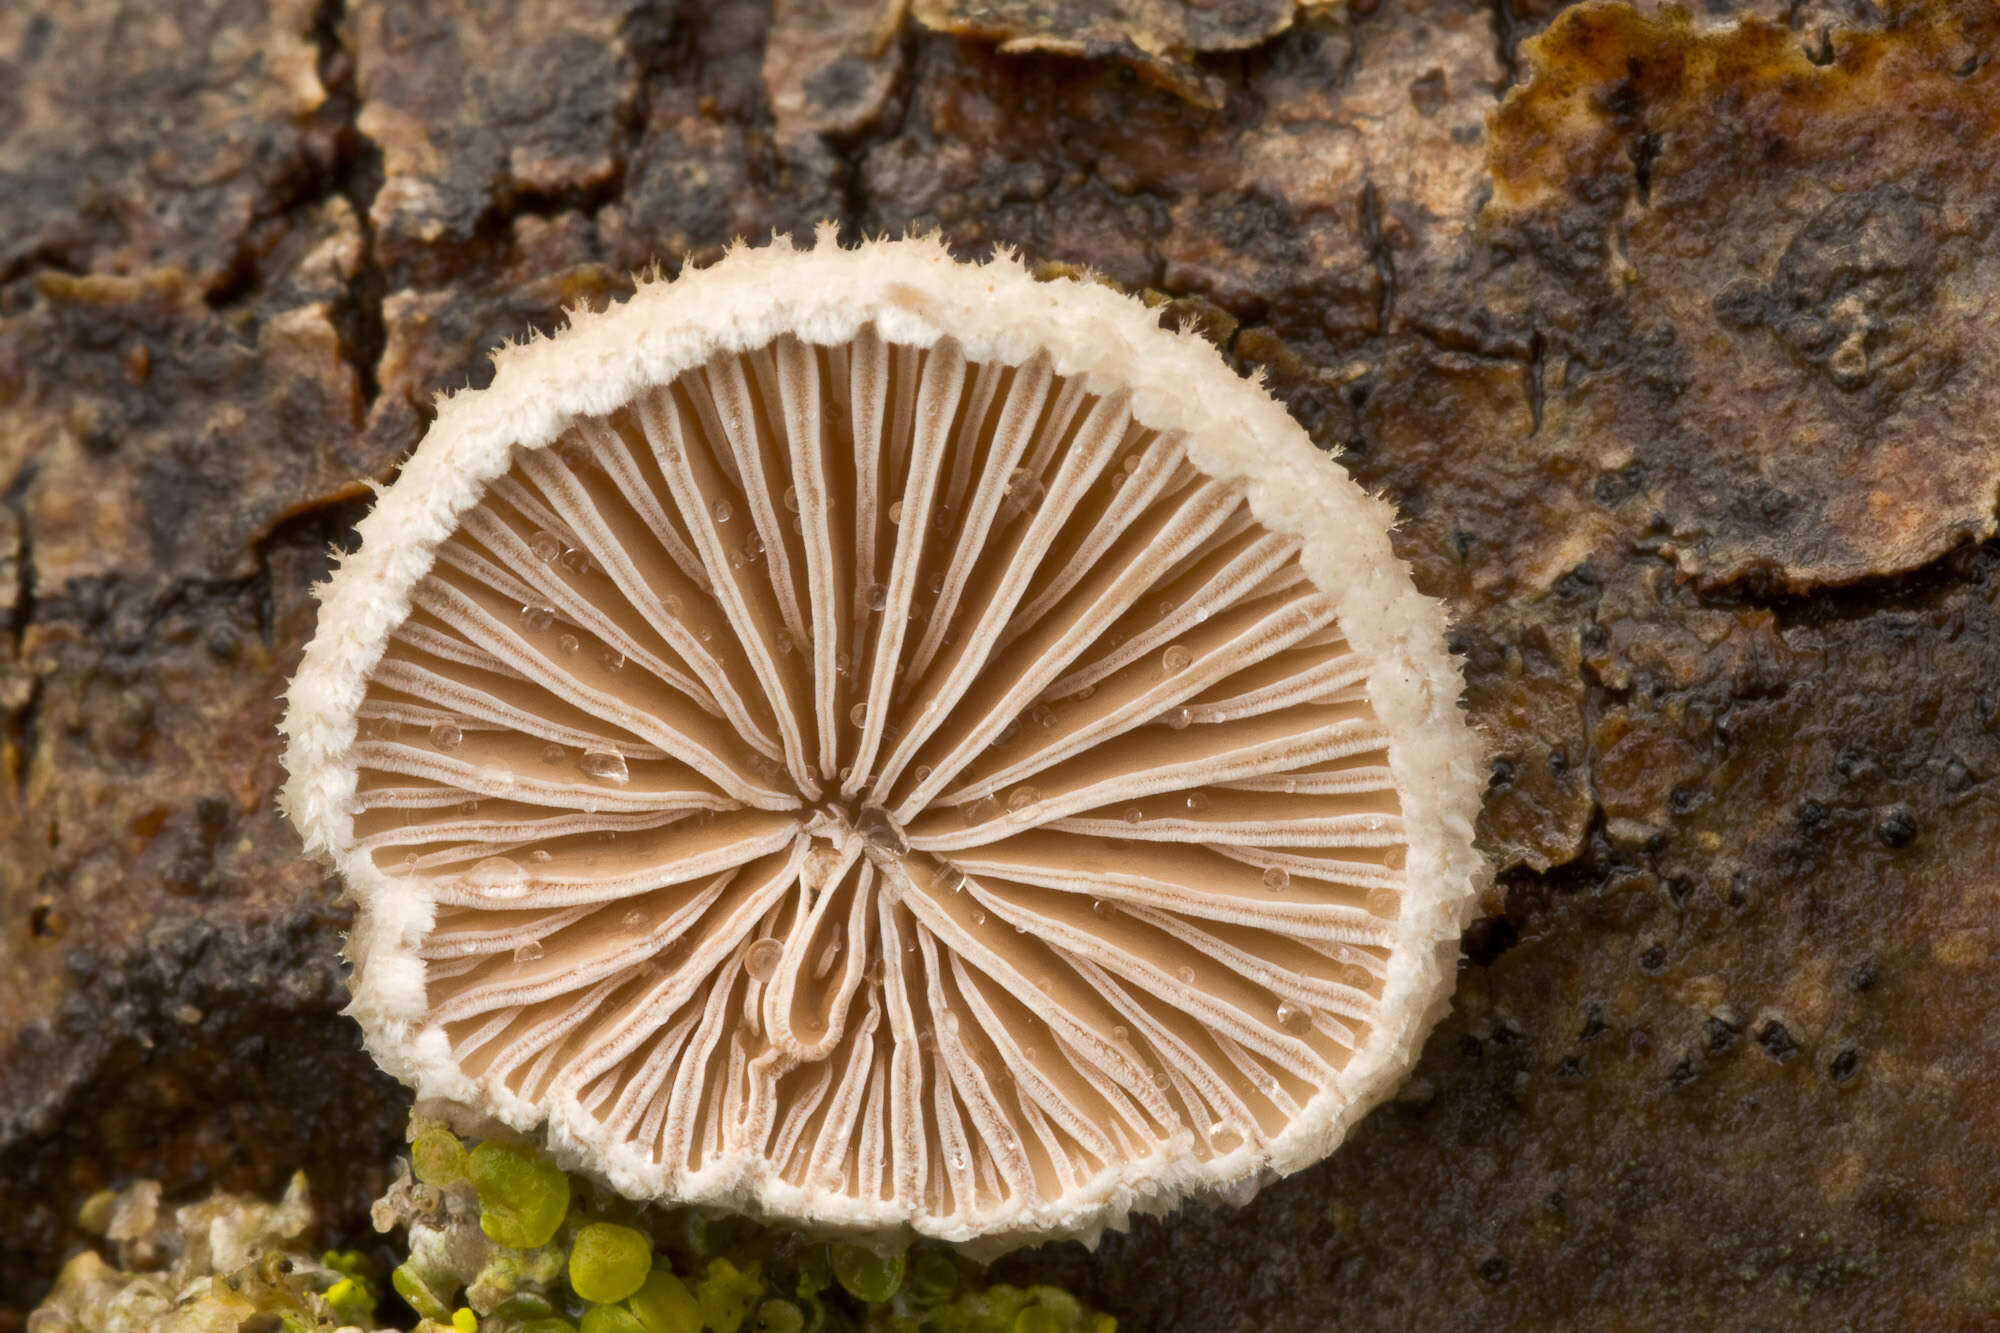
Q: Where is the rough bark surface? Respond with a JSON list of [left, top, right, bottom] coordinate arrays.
[[3, 0, 1997, 1326]]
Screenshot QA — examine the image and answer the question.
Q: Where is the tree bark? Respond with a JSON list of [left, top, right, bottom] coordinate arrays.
[[3, 0, 1998, 1325]]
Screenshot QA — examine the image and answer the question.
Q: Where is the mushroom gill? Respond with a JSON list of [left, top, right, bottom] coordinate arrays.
[[282, 231, 1484, 1248]]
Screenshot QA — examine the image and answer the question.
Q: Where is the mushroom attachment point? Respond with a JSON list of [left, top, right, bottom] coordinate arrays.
[[282, 231, 1484, 1250]]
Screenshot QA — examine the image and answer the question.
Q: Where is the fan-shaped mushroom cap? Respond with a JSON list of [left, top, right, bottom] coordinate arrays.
[[282, 230, 1484, 1251]]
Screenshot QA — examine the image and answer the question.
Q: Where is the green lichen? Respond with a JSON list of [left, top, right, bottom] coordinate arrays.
[[569, 1224, 653, 1304], [411, 1130, 471, 1188], [830, 1247, 904, 1304], [627, 1268, 701, 1333], [695, 1258, 763, 1333], [579, 1306, 648, 1333], [468, 1140, 572, 1250], [755, 1301, 804, 1333], [29, 1122, 1116, 1333]]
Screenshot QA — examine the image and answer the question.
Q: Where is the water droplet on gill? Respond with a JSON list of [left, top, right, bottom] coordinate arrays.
[[1175, 965, 1195, 984], [782, 485, 801, 513], [528, 849, 553, 865], [790, 514, 804, 534], [1108, 472, 1126, 491], [949, 1152, 966, 1172], [370, 716, 403, 741], [926, 570, 945, 595], [1384, 845, 1409, 870], [557, 633, 581, 655], [849, 702, 868, 727], [742, 535, 764, 564], [1121, 453, 1142, 475], [887, 499, 904, 525], [1161, 644, 1193, 675], [994, 717, 1022, 747], [513, 940, 544, 964], [1263, 866, 1290, 892], [835, 650, 853, 677], [1210, 1125, 1243, 1154], [466, 856, 529, 897], [912, 764, 934, 784], [1007, 785, 1038, 813], [1090, 898, 1107, 916], [866, 957, 885, 984], [662, 593, 684, 618], [599, 646, 625, 671], [935, 863, 965, 893], [1021, 1044, 1039, 1061], [696, 624, 714, 643], [775, 629, 794, 655], [539, 742, 566, 764], [579, 747, 631, 785], [429, 721, 463, 750], [1030, 704, 1057, 728], [1122, 807, 1145, 826], [970, 908, 988, 926], [961, 795, 1000, 824], [1003, 469, 1045, 513], [931, 506, 953, 534], [858, 805, 906, 854], [802, 845, 845, 897], [1072, 683, 1096, 702], [560, 547, 592, 576], [621, 908, 646, 931], [1163, 706, 1193, 731], [1185, 791, 1211, 812], [814, 941, 841, 979], [520, 604, 557, 633], [1110, 1023, 1129, 1043], [386, 854, 418, 878], [475, 765, 517, 792], [861, 582, 888, 612], [1277, 1001, 1313, 1034], [712, 500, 734, 524], [529, 530, 563, 562], [1157, 599, 1174, 617], [1367, 887, 1401, 918], [454, 797, 481, 814], [745, 937, 782, 982]]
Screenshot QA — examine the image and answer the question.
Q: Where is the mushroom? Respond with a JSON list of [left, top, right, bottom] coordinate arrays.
[[282, 230, 1483, 1250]]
